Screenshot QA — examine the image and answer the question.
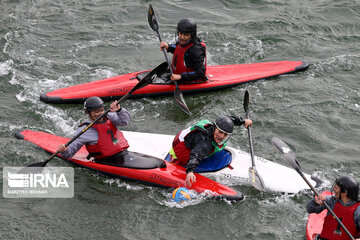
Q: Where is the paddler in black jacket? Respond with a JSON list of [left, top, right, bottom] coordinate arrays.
[[169, 116, 252, 186], [160, 18, 206, 82], [307, 176, 360, 240]]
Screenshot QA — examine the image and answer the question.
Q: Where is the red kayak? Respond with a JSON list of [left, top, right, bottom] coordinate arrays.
[[40, 60, 308, 104], [306, 191, 332, 240], [15, 130, 244, 201]]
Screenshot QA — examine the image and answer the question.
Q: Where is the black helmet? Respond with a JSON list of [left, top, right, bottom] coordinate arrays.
[[84, 97, 104, 113], [177, 18, 197, 37], [214, 117, 234, 135], [335, 176, 359, 201]]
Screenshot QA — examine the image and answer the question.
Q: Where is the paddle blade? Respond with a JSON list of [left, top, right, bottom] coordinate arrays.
[[130, 62, 168, 93], [26, 161, 48, 168], [248, 166, 265, 191], [244, 90, 249, 114], [271, 137, 301, 172], [174, 85, 191, 115], [148, 4, 159, 31]]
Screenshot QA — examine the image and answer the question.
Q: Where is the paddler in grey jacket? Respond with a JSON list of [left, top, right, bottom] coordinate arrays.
[[57, 96, 131, 165]]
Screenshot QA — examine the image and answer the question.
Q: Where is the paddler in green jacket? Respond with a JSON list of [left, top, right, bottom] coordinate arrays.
[[170, 116, 252, 186]]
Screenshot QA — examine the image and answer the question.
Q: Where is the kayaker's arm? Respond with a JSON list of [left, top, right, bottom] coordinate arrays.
[[184, 133, 212, 186], [306, 195, 335, 214], [160, 41, 176, 53], [167, 43, 176, 53], [354, 205, 360, 229], [58, 127, 98, 159], [107, 107, 131, 127], [229, 116, 253, 128], [185, 132, 213, 173]]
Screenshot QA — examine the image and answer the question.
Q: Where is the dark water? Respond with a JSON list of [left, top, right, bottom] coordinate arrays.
[[1, 0, 359, 239]]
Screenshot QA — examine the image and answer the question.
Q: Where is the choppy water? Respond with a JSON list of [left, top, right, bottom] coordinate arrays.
[[1, 0, 359, 239]]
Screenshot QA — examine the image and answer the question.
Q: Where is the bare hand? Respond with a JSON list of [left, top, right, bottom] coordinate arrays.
[[185, 172, 196, 186], [170, 74, 181, 81], [315, 194, 326, 205], [110, 100, 120, 112], [57, 144, 67, 152], [244, 119, 253, 128], [160, 41, 168, 51]]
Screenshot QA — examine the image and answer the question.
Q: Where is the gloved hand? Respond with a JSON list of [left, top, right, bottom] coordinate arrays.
[[229, 116, 245, 126]]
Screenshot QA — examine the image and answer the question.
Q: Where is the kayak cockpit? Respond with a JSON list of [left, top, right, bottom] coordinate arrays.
[[135, 69, 208, 85], [95, 151, 166, 169]]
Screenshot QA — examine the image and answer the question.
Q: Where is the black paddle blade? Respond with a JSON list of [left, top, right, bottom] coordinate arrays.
[[148, 4, 159, 31], [117, 62, 169, 104], [174, 85, 191, 116], [244, 90, 249, 114], [27, 160, 48, 168], [271, 137, 301, 172], [130, 62, 168, 93]]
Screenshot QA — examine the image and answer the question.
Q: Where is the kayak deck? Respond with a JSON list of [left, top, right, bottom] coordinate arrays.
[[40, 60, 309, 104]]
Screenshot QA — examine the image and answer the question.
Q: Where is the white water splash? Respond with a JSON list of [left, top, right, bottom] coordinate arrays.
[[15, 91, 26, 102], [158, 189, 211, 208], [104, 178, 145, 191], [0, 59, 14, 76]]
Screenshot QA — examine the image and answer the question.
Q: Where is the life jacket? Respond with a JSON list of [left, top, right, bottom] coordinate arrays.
[[320, 201, 360, 240], [85, 119, 129, 160], [171, 39, 207, 76], [171, 120, 225, 166]]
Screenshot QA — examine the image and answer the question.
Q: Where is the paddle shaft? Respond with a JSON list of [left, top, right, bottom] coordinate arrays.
[[244, 91, 255, 166], [156, 32, 174, 75], [245, 112, 256, 167], [154, 20, 184, 98], [156, 29, 185, 102], [243, 90, 265, 191]]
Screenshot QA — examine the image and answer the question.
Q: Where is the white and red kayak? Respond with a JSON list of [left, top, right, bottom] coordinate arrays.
[[16, 129, 321, 195], [16, 129, 244, 201], [40, 60, 308, 104]]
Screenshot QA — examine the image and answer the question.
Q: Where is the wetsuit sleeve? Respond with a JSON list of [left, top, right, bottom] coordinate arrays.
[[354, 205, 360, 228], [167, 44, 176, 54], [107, 107, 131, 127], [185, 132, 213, 173], [60, 127, 98, 159], [306, 195, 335, 214], [180, 43, 206, 81]]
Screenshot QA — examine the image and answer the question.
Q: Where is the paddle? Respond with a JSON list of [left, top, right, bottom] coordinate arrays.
[[26, 62, 168, 168], [271, 137, 355, 240], [243, 90, 265, 191], [147, 4, 191, 116]]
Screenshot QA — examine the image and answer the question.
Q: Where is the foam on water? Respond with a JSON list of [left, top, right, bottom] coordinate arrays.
[[0, 59, 14, 76]]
